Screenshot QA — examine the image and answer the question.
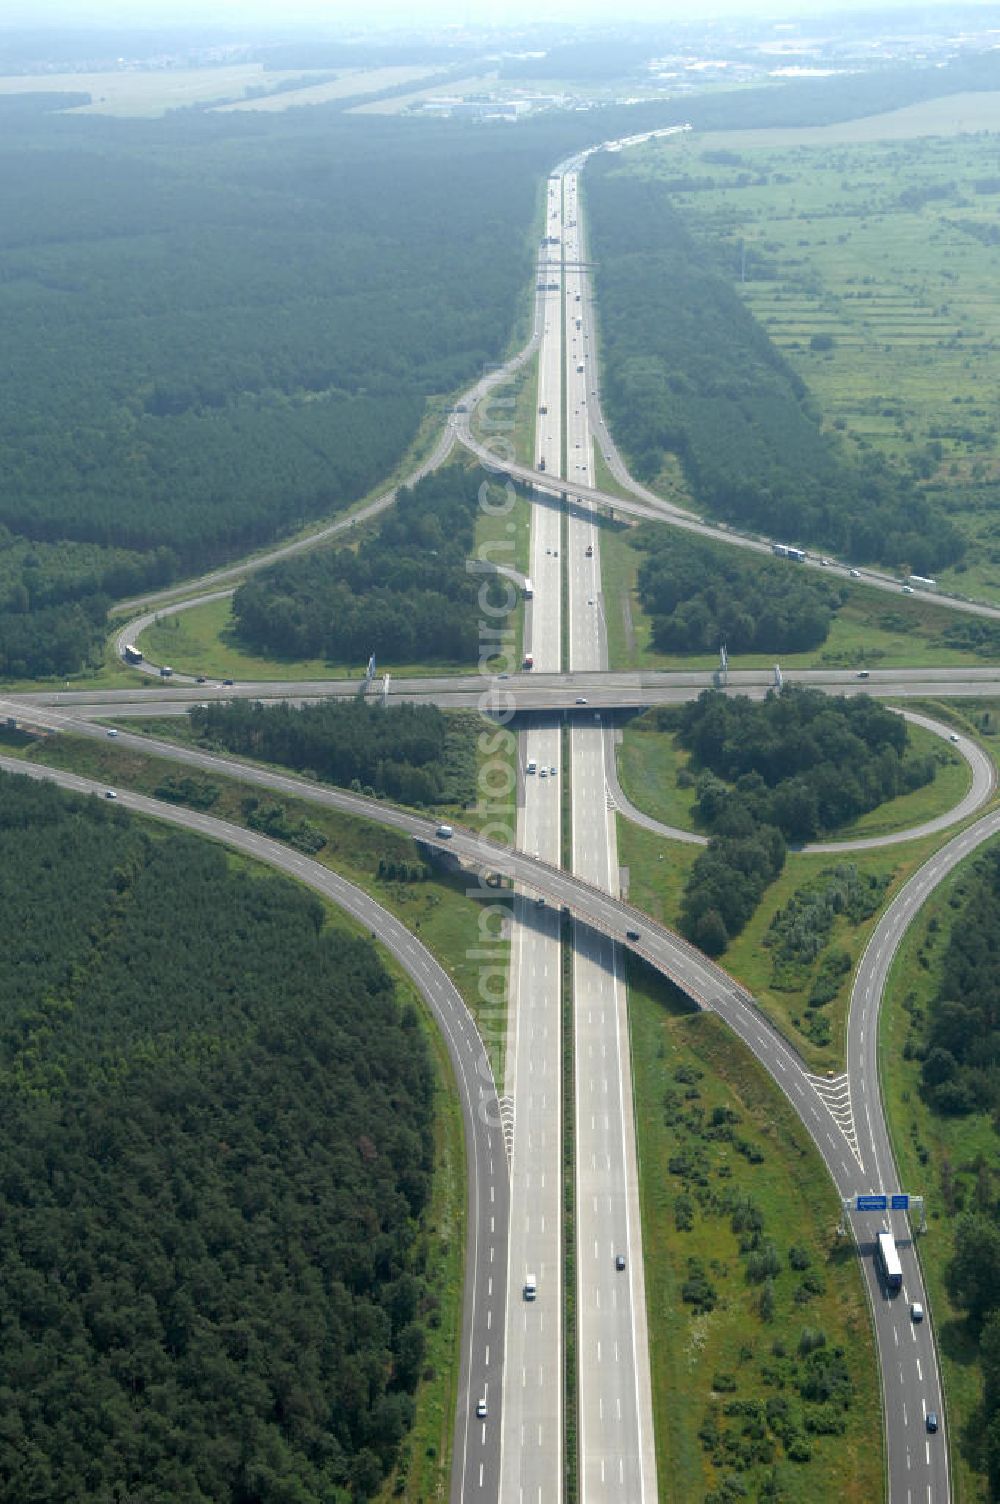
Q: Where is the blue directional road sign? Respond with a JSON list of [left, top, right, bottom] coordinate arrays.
[[856, 1195, 888, 1211], [891, 1194, 910, 1210]]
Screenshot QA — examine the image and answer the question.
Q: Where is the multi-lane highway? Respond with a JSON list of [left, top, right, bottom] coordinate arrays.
[[563, 169, 657, 1504], [499, 171, 565, 1504], [25, 663, 1000, 723], [0, 668, 962, 1501], [4, 125, 987, 1504]]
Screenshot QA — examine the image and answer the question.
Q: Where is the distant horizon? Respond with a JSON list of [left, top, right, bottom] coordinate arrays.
[[2, 0, 992, 34]]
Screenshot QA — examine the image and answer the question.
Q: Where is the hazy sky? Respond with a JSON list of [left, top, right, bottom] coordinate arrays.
[[3, 0, 936, 27]]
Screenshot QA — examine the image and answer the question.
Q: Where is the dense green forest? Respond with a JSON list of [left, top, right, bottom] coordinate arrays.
[[679, 689, 932, 839], [0, 102, 549, 678], [646, 689, 934, 951], [586, 163, 965, 574], [4, 47, 999, 680], [910, 847, 1000, 1497], [191, 699, 476, 807], [0, 772, 437, 1502], [232, 466, 484, 667], [920, 847, 1000, 1120], [631, 525, 843, 654]]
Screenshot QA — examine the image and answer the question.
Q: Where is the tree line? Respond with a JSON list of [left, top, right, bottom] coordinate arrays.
[[586, 160, 965, 575], [641, 689, 934, 952], [0, 771, 437, 1501], [232, 465, 484, 668], [5, 45, 1000, 681], [632, 524, 843, 655], [914, 847, 1000, 1498], [0, 101, 549, 678], [191, 699, 477, 808]]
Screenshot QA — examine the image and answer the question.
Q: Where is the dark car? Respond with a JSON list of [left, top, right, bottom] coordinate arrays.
[[926, 1412, 938, 1433], [626, 929, 641, 942], [196, 675, 207, 684], [222, 678, 235, 686]]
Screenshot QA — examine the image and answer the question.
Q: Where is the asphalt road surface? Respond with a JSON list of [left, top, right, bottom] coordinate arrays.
[[841, 794, 1000, 1504], [28, 663, 1000, 721], [500, 178, 565, 1504], [0, 751, 508, 1504], [563, 169, 657, 1504], [603, 707, 994, 853]]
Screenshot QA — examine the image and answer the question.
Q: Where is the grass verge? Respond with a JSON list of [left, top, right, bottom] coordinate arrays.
[[629, 962, 882, 1502], [620, 815, 972, 1074], [379, 977, 467, 1504], [881, 842, 998, 1504], [599, 523, 1000, 675]]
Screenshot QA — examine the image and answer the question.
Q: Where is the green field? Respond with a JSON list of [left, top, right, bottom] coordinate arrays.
[[619, 813, 978, 1073], [116, 706, 518, 845], [631, 129, 1000, 603], [630, 968, 882, 1502], [471, 351, 540, 472], [135, 477, 531, 682], [617, 716, 972, 842], [881, 840, 999, 1504], [600, 523, 1000, 675], [138, 587, 484, 684]]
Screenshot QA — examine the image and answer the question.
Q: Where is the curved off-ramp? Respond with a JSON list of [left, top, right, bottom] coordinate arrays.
[[605, 709, 995, 853]]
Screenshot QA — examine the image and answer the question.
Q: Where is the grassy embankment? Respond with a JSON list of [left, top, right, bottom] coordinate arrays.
[[380, 971, 466, 1504], [619, 793, 996, 1077], [601, 522, 1000, 675], [630, 963, 882, 1502], [134, 468, 531, 682], [880, 839, 998, 1504]]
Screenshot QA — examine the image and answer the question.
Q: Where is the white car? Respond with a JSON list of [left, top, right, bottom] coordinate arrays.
[[476, 1398, 488, 1418], [911, 1302, 924, 1322]]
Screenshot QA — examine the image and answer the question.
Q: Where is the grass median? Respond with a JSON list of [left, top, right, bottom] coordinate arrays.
[[629, 960, 882, 1502]]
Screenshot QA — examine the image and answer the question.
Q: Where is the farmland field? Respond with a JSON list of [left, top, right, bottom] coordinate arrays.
[[617, 126, 1000, 601], [0, 64, 325, 115]]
